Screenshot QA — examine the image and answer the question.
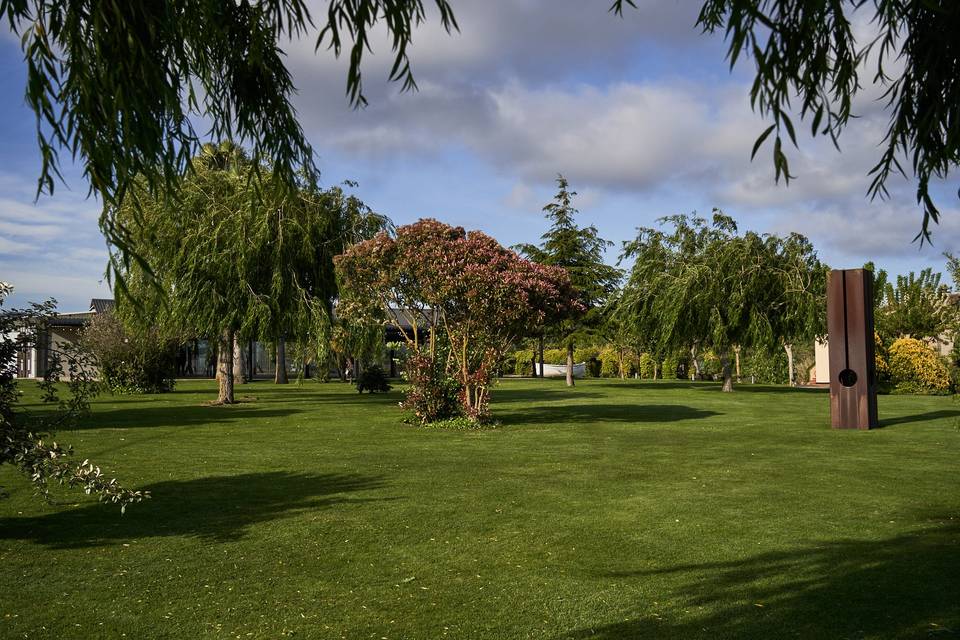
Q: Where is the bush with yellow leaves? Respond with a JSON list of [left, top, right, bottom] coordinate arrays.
[[887, 337, 950, 395], [874, 333, 890, 383]]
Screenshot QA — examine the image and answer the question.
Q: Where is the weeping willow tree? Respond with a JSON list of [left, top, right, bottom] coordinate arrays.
[[616, 210, 825, 391], [113, 142, 388, 403], [269, 183, 392, 383]]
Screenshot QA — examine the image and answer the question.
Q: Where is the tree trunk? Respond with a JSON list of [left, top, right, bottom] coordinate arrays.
[[530, 351, 537, 377], [734, 345, 742, 383], [566, 341, 575, 387], [653, 360, 659, 380], [784, 343, 795, 386], [217, 328, 235, 404], [720, 352, 734, 392], [233, 336, 246, 385], [538, 336, 545, 380], [690, 345, 701, 380], [275, 338, 288, 384]]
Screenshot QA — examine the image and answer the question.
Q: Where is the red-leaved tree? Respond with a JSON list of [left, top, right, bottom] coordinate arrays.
[[336, 219, 580, 423]]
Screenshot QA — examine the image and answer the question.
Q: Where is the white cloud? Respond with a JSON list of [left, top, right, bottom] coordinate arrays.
[[0, 219, 62, 240], [0, 236, 32, 255], [503, 182, 540, 212]]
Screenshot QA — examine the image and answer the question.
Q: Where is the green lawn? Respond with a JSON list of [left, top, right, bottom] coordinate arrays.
[[1, 379, 958, 639]]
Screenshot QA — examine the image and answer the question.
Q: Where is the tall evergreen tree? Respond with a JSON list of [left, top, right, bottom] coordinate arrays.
[[515, 175, 621, 386]]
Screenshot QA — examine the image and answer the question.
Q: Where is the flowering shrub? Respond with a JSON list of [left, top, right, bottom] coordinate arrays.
[[337, 219, 580, 423], [888, 337, 950, 395], [400, 354, 462, 424]]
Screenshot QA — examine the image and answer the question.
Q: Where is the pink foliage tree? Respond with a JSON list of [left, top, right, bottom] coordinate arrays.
[[336, 219, 580, 422]]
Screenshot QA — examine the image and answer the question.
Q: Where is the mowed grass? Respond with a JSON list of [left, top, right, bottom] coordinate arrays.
[[1, 378, 959, 640]]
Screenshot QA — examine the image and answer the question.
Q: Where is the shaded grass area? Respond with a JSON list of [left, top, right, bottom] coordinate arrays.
[[1, 378, 958, 639]]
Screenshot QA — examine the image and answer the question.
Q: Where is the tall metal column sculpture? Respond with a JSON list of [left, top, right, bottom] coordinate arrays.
[[827, 269, 878, 429]]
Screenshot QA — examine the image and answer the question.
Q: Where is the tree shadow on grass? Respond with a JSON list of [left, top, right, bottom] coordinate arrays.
[[878, 409, 960, 428], [585, 380, 825, 394], [497, 404, 720, 426], [560, 517, 960, 639], [67, 404, 306, 431], [0, 472, 390, 549], [491, 387, 607, 405]]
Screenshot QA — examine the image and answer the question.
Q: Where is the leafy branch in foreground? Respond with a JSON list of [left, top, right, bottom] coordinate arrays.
[[0, 0, 455, 287], [0, 282, 148, 511], [614, 0, 960, 241]]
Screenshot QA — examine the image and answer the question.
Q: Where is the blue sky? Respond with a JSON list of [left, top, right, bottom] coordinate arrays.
[[1, 1, 958, 311]]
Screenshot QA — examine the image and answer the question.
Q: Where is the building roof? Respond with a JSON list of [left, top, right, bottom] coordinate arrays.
[[41, 299, 113, 327], [48, 311, 95, 327], [90, 298, 115, 314]]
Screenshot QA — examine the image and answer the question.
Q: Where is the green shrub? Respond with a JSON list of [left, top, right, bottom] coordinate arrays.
[[356, 364, 391, 393], [638, 352, 655, 379], [574, 347, 600, 377], [542, 348, 567, 365], [598, 346, 640, 378], [598, 347, 619, 378], [81, 312, 177, 394], [662, 355, 679, 379], [888, 337, 950, 395], [744, 348, 788, 384], [512, 349, 534, 376], [696, 351, 722, 379]]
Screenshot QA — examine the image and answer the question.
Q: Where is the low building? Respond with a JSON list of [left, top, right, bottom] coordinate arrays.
[[13, 298, 420, 381]]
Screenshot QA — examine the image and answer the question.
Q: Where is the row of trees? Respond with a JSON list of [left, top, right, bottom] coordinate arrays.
[[516, 177, 960, 394], [511, 177, 827, 393]]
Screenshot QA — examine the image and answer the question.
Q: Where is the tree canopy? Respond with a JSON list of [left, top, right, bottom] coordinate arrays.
[[1, 0, 453, 284], [672, 0, 959, 241], [5, 0, 958, 243], [113, 142, 388, 402], [336, 218, 580, 421], [616, 210, 827, 391], [873, 268, 957, 341]]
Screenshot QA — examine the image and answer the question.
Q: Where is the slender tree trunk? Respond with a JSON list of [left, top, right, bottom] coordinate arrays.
[[734, 345, 742, 383], [233, 336, 246, 384], [720, 352, 734, 392], [653, 360, 659, 380], [784, 343, 795, 386], [275, 338, 288, 384], [538, 336, 545, 380], [530, 351, 537, 378], [690, 345, 701, 380], [217, 328, 235, 404], [462, 337, 472, 409], [566, 341, 575, 387]]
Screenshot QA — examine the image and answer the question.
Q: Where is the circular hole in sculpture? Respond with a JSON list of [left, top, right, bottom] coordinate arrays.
[[838, 369, 858, 387]]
